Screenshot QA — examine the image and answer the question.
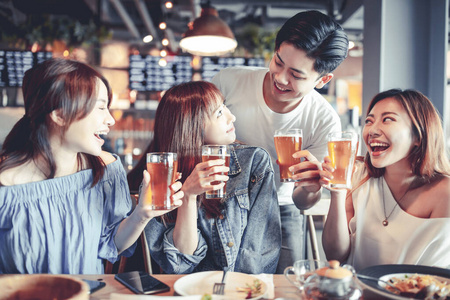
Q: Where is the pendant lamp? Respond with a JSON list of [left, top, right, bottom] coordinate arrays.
[[179, 1, 237, 56]]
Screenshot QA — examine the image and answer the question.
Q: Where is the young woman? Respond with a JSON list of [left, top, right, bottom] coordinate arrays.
[[127, 81, 281, 274], [0, 58, 182, 274], [320, 89, 450, 271]]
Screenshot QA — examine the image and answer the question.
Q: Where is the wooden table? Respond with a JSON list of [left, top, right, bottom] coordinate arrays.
[[77, 274, 302, 300]]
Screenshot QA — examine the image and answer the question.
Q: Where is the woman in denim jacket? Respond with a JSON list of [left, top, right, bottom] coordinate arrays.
[[127, 81, 281, 274]]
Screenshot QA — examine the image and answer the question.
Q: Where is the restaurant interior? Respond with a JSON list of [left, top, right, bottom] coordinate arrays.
[[0, 0, 449, 298]]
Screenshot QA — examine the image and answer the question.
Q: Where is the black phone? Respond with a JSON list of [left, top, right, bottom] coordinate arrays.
[[82, 279, 106, 294], [114, 271, 170, 295]]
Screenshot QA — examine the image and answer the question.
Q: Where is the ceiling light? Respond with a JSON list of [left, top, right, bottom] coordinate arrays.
[[159, 22, 167, 30], [179, 1, 237, 56], [162, 38, 169, 46], [143, 35, 153, 43], [165, 1, 173, 9]]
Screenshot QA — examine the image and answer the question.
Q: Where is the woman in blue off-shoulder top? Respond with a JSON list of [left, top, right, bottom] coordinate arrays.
[[0, 58, 183, 274]]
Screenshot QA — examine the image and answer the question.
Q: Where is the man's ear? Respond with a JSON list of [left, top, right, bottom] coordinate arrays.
[[315, 73, 334, 89], [49, 109, 66, 127]]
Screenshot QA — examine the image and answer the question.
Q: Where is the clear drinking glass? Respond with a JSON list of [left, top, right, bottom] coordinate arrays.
[[274, 129, 303, 182], [327, 131, 358, 189], [284, 259, 328, 291], [201, 145, 231, 199], [145, 152, 178, 210]]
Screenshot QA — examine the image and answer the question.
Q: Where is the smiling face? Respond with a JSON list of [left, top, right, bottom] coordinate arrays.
[[363, 97, 418, 170], [61, 80, 115, 156], [203, 97, 236, 145], [264, 42, 333, 112]]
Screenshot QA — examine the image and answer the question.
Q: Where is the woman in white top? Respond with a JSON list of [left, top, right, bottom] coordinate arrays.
[[320, 89, 450, 271]]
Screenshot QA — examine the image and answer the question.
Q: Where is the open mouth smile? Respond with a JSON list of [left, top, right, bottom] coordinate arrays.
[[369, 141, 390, 156], [274, 81, 291, 93]]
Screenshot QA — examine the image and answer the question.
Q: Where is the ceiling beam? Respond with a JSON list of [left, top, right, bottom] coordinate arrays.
[[109, 0, 141, 40], [339, 0, 363, 24], [133, 0, 161, 46]]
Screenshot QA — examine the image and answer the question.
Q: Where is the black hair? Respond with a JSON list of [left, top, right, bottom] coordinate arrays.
[[275, 10, 349, 75]]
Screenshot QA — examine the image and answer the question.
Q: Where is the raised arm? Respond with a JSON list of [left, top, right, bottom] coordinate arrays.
[[114, 170, 183, 254], [320, 157, 353, 262], [173, 159, 229, 254]]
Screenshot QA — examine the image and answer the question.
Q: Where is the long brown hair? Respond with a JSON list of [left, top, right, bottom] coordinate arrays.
[[127, 81, 224, 217], [363, 89, 450, 181], [0, 58, 112, 186]]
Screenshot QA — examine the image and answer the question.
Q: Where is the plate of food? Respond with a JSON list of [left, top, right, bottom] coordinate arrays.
[[174, 271, 267, 300], [357, 264, 450, 299]]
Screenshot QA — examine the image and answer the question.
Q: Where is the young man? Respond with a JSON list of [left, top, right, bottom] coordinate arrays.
[[212, 10, 348, 273]]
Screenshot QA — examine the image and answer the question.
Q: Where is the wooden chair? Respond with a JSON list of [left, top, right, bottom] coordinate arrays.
[[301, 196, 331, 261]]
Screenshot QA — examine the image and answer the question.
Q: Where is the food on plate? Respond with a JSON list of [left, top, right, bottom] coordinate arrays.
[[385, 274, 449, 299], [201, 293, 212, 300], [236, 279, 263, 299]]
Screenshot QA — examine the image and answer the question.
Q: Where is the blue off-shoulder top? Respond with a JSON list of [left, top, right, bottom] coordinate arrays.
[[0, 155, 136, 274]]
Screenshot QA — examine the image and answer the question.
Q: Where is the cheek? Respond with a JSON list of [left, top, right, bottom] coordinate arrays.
[[362, 127, 369, 145]]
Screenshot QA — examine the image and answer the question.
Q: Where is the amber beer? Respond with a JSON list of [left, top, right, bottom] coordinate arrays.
[[146, 152, 178, 210], [327, 131, 357, 189], [201, 145, 230, 199], [274, 129, 302, 182]]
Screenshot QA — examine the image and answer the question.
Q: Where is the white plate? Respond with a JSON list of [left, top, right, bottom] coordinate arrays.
[[174, 271, 267, 300], [357, 264, 450, 300]]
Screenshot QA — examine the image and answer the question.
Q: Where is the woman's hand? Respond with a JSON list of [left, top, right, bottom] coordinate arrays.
[[320, 156, 347, 193], [136, 170, 184, 220], [182, 159, 229, 200]]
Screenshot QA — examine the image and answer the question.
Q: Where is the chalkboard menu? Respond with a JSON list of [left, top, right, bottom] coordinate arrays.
[[201, 57, 265, 81], [129, 55, 193, 92], [128, 55, 266, 92], [0, 50, 53, 87]]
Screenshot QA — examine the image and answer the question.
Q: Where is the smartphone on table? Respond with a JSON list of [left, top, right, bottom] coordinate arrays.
[[114, 271, 170, 295], [82, 279, 106, 294]]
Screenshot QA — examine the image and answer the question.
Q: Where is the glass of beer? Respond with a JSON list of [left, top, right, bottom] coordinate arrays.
[[274, 129, 303, 182], [201, 145, 231, 200], [327, 131, 358, 189], [146, 152, 178, 210]]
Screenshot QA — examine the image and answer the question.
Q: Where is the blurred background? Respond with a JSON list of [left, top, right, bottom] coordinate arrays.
[[0, 0, 448, 169]]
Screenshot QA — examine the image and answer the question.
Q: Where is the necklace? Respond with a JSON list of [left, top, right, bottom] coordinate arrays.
[[381, 179, 412, 226]]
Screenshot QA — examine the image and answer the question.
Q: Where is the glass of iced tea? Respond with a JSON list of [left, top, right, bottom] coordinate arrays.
[[274, 129, 303, 182], [327, 131, 358, 189], [201, 145, 231, 200], [145, 152, 178, 210]]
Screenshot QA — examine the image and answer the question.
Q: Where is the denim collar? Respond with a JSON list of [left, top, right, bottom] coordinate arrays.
[[228, 144, 242, 176]]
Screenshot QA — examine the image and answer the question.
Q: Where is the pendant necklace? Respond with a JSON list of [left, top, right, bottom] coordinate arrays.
[[381, 179, 412, 227]]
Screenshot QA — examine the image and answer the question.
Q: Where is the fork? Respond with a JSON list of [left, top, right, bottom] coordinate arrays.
[[213, 266, 230, 295]]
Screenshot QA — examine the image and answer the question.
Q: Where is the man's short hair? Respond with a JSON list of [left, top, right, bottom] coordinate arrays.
[[275, 10, 349, 75]]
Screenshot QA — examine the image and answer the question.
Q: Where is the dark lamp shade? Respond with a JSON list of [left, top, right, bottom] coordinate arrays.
[[179, 7, 237, 56]]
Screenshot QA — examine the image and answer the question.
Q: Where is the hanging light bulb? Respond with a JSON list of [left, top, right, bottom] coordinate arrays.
[[165, 1, 173, 9], [143, 35, 153, 43], [179, 0, 237, 56]]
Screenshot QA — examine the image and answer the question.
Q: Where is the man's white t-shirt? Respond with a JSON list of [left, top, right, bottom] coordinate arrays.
[[212, 66, 341, 206]]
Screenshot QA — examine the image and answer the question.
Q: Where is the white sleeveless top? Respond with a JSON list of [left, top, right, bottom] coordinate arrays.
[[347, 168, 450, 271]]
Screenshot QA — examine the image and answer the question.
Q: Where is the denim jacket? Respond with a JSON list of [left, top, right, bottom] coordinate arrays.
[[145, 144, 281, 274]]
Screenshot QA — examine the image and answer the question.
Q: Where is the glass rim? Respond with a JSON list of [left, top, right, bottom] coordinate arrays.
[[327, 131, 357, 140], [274, 128, 303, 136], [201, 144, 230, 148], [146, 152, 178, 158]]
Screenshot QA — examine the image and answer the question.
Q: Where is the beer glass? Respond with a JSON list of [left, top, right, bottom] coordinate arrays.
[[146, 152, 178, 210], [201, 145, 231, 199], [274, 129, 303, 182], [327, 131, 358, 189]]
